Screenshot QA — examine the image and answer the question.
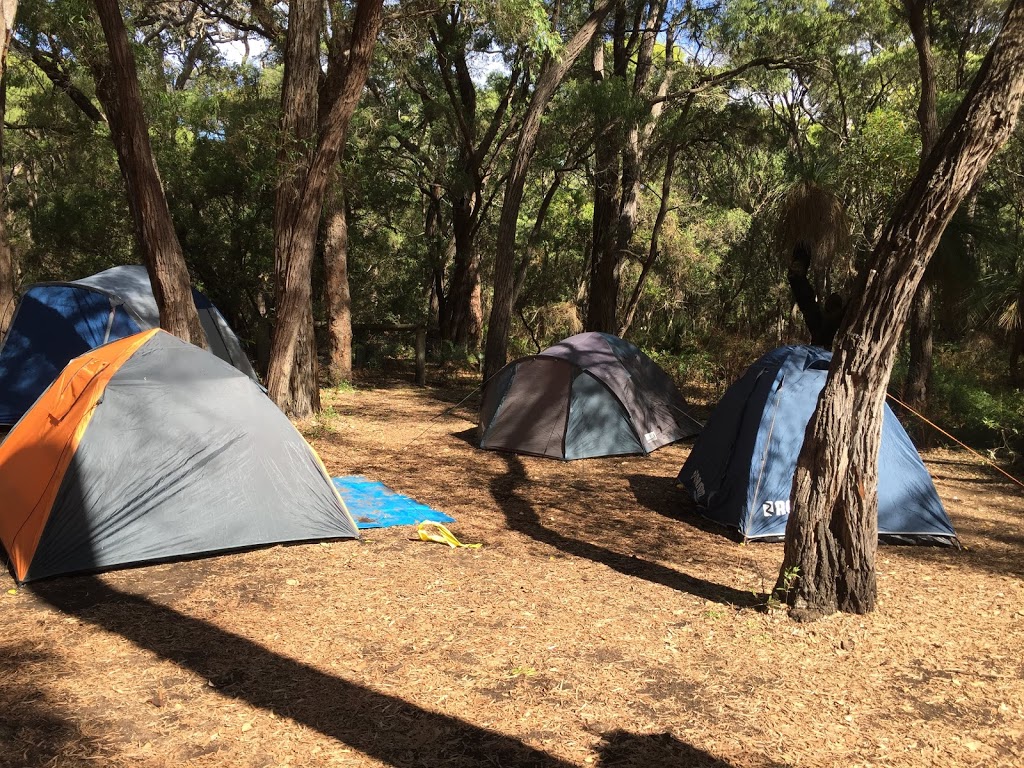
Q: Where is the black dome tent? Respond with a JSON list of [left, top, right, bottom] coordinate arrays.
[[479, 332, 701, 460]]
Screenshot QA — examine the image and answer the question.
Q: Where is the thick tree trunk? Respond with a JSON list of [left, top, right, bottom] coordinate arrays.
[[585, 34, 621, 334], [324, 183, 352, 386], [587, 0, 670, 335], [779, 0, 1024, 619], [265, 0, 383, 417], [587, 144, 621, 332], [483, 0, 615, 381], [91, 0, 205, 345], [267, 0, 320, 416], [0, 2, 17, 340]]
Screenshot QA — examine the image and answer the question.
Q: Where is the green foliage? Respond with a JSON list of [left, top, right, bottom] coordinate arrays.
[[894, 340, 1024, 458], [1, 0, 1022, 454]]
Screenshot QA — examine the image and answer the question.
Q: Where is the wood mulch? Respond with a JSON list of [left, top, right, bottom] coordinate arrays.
[[1, 374, 1022, 767]]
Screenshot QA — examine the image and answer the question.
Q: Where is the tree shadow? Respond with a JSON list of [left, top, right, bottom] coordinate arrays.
[[30, 576, 574, 768], [627, 474, 746, 542], [595, 730, 778, 767], [25, 578, 765, 767], [490, 454, 760, 607], [0, 641, 103, 767]]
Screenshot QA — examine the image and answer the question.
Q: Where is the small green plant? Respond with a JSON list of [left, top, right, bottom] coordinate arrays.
[[765, 565, 800, 612]]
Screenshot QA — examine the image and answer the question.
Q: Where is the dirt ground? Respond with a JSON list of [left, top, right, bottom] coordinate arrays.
[[1, 373, 1023, 768]]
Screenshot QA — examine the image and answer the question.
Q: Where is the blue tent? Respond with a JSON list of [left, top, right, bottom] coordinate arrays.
[[676, 345, 957, 543], [0, 266, 258, 425]]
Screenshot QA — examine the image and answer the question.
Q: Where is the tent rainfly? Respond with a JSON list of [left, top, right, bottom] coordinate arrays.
[[0, 265, 258, 425], [0, 330, 358, 583], [479, 332, 702, 460], [676, 345, 957, 544]]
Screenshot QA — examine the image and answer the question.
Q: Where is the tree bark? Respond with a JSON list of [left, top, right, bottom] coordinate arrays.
[[904, 280, 934, 409], [265, 0, 384, 417], [483, 0, 615, 381], [267, 0, 320, 416], [90, 0, 205, 345], [904, 0, 940, 411], [324, 182, 352, 386], [446, 186, 482, 348], [778, 0, 1024, 619], [0, 0, 17, 340]]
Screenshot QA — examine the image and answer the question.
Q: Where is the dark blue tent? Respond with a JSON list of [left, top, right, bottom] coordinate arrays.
[[0, 266, 257, 425], [480, 332, 702, 460], [677, 345, 957, 543]]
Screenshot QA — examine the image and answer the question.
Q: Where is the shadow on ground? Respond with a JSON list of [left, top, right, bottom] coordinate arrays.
[[627, 473, 746, 542], [490, 455, 761, 607], [0, 642, 101, 768], [27, 577, 763, 768]]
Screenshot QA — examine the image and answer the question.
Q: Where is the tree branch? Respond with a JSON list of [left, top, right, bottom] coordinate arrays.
[[650, 56, 806, 106], [11, 38, 106, 123]]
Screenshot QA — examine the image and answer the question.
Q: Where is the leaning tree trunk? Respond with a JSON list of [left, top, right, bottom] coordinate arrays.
[[91, 0, 205, 345], [324, 181, 352, 386], [484, 0, 614, 381], [778, 0, 1024, 620]]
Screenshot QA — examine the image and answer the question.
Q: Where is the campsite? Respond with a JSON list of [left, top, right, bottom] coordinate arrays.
[[3, 0, 1024, 766], [2, 373, 1023, 767]]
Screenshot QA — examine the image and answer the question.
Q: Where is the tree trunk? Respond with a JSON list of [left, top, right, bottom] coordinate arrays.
[[266, 0, 320, 417], [265, 0, 383, 417], [483, 0, 614, 381], [425, 183, 447, 340], [585, 33, 621, 334], [903, 0, 940, 411], [904, 280, 934, 410], [324, 182, 352, 386], [587, 141, 621, 332], [587, 0, 671, 335], [0, 1, 17, 340], [90, 0, 205, 345], [778, 0, 1024, 619], [446, 189, 482, 349]]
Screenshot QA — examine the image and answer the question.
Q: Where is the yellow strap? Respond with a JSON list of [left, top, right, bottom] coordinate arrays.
[[416, 522, 482, 549]]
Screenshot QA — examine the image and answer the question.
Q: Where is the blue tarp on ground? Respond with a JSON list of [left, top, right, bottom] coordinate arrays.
[[332, 476, 455, 529]]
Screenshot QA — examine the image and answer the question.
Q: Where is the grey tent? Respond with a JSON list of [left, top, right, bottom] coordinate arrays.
[[479, 332, 702, 459], [0, 264, 258, 425], [0, 329, 357, 583]]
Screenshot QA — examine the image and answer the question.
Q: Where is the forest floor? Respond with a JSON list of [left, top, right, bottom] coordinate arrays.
[[1, 370, 1023, 768]]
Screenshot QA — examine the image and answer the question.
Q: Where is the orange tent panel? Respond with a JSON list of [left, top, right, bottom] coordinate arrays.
[[0, 330, 158, 581]]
